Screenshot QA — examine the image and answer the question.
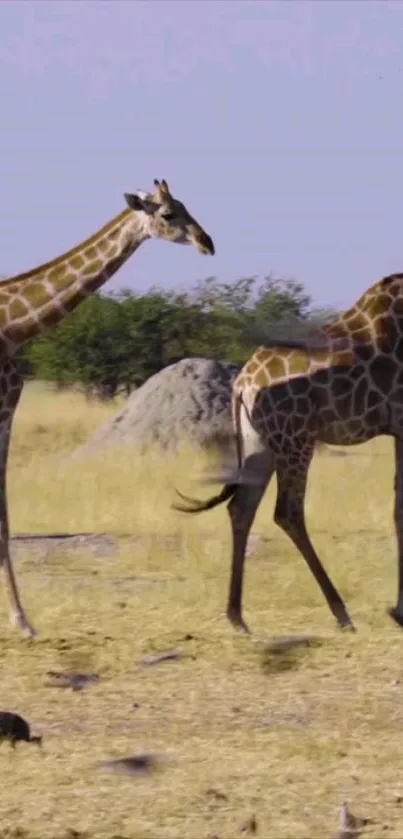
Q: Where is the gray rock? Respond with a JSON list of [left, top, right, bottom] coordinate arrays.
[[72, 356, 348, 460], [73, 357, 241, 458]]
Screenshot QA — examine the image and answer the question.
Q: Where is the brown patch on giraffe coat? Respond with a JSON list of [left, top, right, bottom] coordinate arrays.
[[367, 389, 385, 409], [340, 313, 368, 333], [289, 413, 308, 433], [81, 260, 104, 277], [369, 355, 398, 394], [69, 254, 86, 270], [286, 350, 313, 376], [295, 396, 310, 414], [348, 419, 365, 435], [0, 292, 12, 308], [62, 295, 86, 313], [40, 308, 67, 329], [254, 348, 288, 375], [96, 237, 115, 255], [9, 371, 20, 387], [24, 278, 65, 307], [47, 266, 65, 283], [370, 291, 393, 317], [392, 292, 403, 314], [366, 406, 384, 428], [274, 395, 296, 415], [318, 407, 337, 425], [5, 325, 29, 346], [254, 357, 286, 385], [392, 387, 403, 404], [84, 246, 99, 261], [395, 336, 403, 360], [354, 326, 377, 344], [384, 318, 398, 350], [293, 376, 311, 394], [334, 389, 354, 414], [245, 360, 259, 376], [8, 299, 30, 320], [353, 377, 369, 415]]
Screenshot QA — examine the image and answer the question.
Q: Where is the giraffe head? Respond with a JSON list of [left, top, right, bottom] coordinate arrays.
[[124, 178, 215, 255]]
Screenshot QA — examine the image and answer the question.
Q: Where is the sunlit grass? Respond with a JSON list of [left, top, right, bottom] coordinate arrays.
[[0, 381, 400, 838]]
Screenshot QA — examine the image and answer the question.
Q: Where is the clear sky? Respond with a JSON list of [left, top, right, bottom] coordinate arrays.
[[1, 0, 403, 312]]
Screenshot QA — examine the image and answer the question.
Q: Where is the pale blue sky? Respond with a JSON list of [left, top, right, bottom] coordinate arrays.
[[1, 0, 403, 312]]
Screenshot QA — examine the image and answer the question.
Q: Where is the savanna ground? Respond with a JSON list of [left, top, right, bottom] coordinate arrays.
[[0, 381, 402, 838]]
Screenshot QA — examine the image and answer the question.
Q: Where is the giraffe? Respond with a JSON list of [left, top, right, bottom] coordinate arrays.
[[174, 271, 403, 634], [0, 177, 214, 638]]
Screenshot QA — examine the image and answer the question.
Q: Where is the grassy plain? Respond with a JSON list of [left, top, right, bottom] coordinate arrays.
[[0, 381, 401, 838]]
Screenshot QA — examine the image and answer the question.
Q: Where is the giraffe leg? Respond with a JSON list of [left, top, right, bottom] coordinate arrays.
[[0, 412, 36, 638], [227, 450, 275, 632], [274, 447, 354, 631], [388, 437, 403, 626]]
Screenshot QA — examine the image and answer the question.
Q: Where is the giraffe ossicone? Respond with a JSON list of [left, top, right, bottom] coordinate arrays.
[[174, 271, 403, 634], [0, 177, 214, 638]]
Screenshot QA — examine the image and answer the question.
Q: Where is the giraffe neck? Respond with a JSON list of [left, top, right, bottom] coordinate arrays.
[[0, 208, 150, 353]]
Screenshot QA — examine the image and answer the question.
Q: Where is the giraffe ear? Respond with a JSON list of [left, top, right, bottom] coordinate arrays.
[[124, 192, 157, 215]]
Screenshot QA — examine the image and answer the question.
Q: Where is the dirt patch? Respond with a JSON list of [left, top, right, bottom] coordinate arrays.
[[9, 530, 265, 564], [9, 532, 140, 561]]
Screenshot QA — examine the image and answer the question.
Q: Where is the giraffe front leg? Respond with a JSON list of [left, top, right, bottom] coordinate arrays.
[[388, 437, 403, 627], [0, 415, 36, 638]]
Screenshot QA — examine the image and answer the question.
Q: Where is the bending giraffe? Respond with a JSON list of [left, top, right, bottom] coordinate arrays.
[[174, 271, 403, 633], [0, 177, 214, 638]]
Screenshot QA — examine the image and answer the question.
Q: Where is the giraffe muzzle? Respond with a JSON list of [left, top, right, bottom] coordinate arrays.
[[194, 231, 215, 256]]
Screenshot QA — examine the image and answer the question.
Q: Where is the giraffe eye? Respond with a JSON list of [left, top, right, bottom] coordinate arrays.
[[161, 211, 176, 222]]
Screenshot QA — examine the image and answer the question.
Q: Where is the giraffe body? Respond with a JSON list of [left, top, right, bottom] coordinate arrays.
[[0, 178, 214, 637], [174, 272, 403, 633], [239, 344, 394, 448]]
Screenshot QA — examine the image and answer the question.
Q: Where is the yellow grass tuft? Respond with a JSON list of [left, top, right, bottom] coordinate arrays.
[[0, 381, 400, 838]]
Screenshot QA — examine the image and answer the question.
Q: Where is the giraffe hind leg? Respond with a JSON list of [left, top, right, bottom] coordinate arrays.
[[389, 437, 403, 627], [274, 447, 355, 631], [226, 451, 275, 633]]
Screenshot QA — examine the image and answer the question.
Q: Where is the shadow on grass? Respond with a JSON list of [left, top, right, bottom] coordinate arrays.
[[258, 634, 324, 674]]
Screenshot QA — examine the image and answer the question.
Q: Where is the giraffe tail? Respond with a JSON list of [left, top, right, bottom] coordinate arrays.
[[172, 388, 248, 516], [171, 483, 238, 514]]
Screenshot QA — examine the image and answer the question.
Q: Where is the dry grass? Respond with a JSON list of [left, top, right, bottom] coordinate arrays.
[[0, 382, 401, 837]]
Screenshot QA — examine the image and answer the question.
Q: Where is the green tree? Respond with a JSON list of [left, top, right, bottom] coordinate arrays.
[[19, 274, 338, 395]]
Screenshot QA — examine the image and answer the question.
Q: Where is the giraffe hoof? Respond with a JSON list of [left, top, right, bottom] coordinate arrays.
[[340, 621, 356, 633], [22, 625, 37, 640], [388, 607, 403, 628], [227, 612, 251, 634], [10, 613, 37, 639], [334, 605, 355, 632]]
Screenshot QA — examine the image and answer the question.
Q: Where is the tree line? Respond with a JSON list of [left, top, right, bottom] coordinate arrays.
[[15, 275, 339, 400]]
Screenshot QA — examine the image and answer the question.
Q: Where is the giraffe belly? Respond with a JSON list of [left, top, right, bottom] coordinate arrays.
[[245, 365, 390, 451], [314, 389, 388, 446], [316, 420, 379, 447]]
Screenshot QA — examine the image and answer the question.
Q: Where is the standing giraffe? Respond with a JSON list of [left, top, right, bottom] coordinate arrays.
[[0, 177, 214, 638], [174, 272, 403, 633]]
